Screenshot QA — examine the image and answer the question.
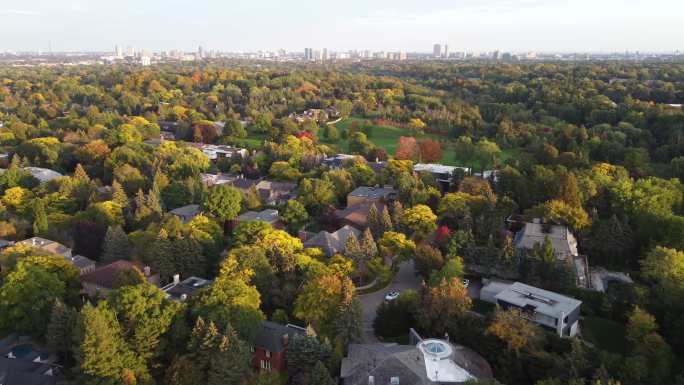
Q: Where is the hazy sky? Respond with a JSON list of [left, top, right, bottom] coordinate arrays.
[[2, 0, 683, 53]]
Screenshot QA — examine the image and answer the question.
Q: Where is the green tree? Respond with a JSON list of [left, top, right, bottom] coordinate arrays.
[[419, 277, 471, 335], [298, 178, 336, 216], [281, 200, 309, 233], [402, 204, 437, 240], [46, 299, 77, 359], [308, 360, 335, 385], [32, 198, 49, 236], [0, 262, 66, 336], [73, 303, 147, 385], [101, 225, 132, 263], [202, 185, 243, 225]]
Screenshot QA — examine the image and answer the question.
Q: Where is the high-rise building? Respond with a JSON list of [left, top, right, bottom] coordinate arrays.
[[304, 48, 314, 61], [198, 45, 204, 59], [399, 51, 407, 61], [115, 45, 122, 58], [443, 44, 449, 58], [322, 48, 328, 61], [433, 44, 442, 57], [126, 46, 134, 57]]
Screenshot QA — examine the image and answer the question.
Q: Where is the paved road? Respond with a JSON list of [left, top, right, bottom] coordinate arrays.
[[358, 260, 422, 342], [358, 264, 484, 343]]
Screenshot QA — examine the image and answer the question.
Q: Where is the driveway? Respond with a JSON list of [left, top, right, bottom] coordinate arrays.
[[358, 260, 422, 342]]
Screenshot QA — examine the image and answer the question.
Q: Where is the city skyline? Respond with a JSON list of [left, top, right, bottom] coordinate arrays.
[[1, 0, 683, 53]]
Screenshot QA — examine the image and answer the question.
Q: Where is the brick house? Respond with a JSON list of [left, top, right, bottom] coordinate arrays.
[[251, 321, 306, 372]]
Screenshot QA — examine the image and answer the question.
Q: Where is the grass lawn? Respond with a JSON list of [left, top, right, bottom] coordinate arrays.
[[582, 316, 628, 353], [326, 117, 459, 164]]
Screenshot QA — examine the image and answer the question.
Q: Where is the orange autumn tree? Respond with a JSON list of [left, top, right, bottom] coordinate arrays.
[[395, 136, 419, 161]]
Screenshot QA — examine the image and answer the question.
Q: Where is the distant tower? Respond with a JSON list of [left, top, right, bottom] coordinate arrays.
[[322, 48, 328, 61], [433, 44, 442, 58], [443, 44, 449, 58], [198, 45, 204, 59], [115, 44, 122, 58]]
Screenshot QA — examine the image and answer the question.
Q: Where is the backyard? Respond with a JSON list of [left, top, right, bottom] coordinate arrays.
[[582, 316, 628, 353]]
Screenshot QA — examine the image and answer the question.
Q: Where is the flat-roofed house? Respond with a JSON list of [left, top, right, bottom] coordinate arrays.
[[236, 209, 281, 228], [162, 275, 212, 301], [494, 282, 582, 337]]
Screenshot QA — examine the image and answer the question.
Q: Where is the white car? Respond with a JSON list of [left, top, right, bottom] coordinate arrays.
[[385, 291, 400, 301], [462, 279, 470, 288]]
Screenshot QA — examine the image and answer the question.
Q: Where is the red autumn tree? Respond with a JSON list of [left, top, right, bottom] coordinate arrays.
[[395, 136, 419, 161], [419, 139, 443, 163]]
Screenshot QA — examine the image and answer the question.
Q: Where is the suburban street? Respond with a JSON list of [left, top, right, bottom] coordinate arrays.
[[358, 261, 484, 342], [358, 260, 422, 342]]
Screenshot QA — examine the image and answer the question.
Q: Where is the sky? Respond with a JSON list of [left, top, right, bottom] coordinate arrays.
[[1, 0, 683, 53]]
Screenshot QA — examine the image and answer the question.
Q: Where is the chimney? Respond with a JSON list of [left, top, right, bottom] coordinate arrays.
[[143, 266, 151, 277], [173, 274, 180, 284]]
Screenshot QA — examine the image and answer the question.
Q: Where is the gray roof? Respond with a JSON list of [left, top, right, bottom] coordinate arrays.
[[349, 186, 396, 200], [169, 204, 201, 220], [162, 276, 212, 301], [495, 282, 582, 319], [66, 254, 96, 270], [23, 167, 63, 183], [253, 321, 306, 353], [513, 222, 578, 259], [304, 225, 361, 257], [341, 342, 492, 385], [237, 209, 279, 224], [0, 357, 56, 385]]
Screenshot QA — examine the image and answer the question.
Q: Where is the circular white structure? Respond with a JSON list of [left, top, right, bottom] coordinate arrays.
[[421, 340, 451, 356]]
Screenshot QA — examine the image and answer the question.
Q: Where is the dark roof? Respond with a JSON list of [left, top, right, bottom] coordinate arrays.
[[231, 178, 259, 190], [253, 321, 306, 353], [334, 202, 386, 228], [80, 260, 146, 290], [304, 225, 361, 257], [0, 357, 56, 385], [162, 276, 212, 301]]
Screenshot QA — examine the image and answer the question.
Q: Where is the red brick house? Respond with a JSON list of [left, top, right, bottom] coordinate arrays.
[[251, 321, 306, 372]]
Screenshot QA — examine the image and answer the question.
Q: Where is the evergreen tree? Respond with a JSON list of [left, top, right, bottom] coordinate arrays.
[[332, 281, 362, 348], [359, 228, 378, 260], [381, 206, 393, 233], [343, 233, 363, 271], [147, 188, 163, 215], [74, 163, 91, 183], [46, 299, 76, 359], [308, 360, 335, 385], [368, 204, 382, 238], [32, 198, 48, 236], [150, 229, 175, 282], [208, 324, 250, 385], [390, 201, 404, 231], [111, 180, 128, 208], [73, 303, 147, 385], [287, 333, 331, 377], [101, 225, 132, 262]]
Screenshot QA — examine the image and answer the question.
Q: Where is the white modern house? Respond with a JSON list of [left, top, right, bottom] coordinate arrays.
[[493, 282, 582, 337]]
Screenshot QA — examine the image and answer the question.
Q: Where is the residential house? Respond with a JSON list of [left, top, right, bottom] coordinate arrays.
[[334, 201, 386, 229], [493, 282, 582, 337], [513, 220, 589, 287], [251, 321, 306, 372], [236, 209, 282, 228], [15, 237, 72, 258], [341, 330, 492, 385], [80, 260, 159, 297], [322, 154, 362, 169], [302, 225, 361, 257], [200, 173, 235, 187], [254, 180, 297, 205], [23, 167, 63, 183], [414, 163, 470, 189], [162, 275, 212, 301], [230, 177, 259, 191], [0, 357, 57, 385], [169, 204, 202, 223], [15, 237, 95, 275], [199, 144, 248, 161], [347, 186, 396, 207]]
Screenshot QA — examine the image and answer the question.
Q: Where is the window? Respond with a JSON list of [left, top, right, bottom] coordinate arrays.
[[391, 377, 400, 385], [260, 360, 271, 371], [250, 346, 255, 353], [265, 350, 271, 358]]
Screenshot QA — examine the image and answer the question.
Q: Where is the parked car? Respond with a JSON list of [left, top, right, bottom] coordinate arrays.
[[385, 291, 400, 301], [462, 278, 470, 288]]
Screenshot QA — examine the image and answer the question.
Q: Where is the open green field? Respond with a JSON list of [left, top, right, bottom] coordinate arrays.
[[582, 316, 628, 353], [325, 117, 459, 164]]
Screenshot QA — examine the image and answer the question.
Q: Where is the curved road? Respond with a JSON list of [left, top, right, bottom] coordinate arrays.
[[358, 260, 422, 342]]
